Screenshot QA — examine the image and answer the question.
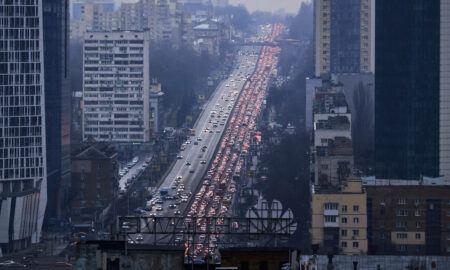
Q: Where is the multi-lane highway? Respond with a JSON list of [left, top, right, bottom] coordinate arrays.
[[146, 46, 263, 217], [124, 26, 284, 262], [183, 24, 284, 263]]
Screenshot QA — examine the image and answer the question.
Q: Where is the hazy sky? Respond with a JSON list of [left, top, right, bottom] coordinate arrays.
[[230, 0, 310, 14], [117, 0, 311, 14]]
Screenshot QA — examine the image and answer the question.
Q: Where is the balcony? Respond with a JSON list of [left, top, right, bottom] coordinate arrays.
[[324, 221, 339, 228], [324, 209, 339, 216]]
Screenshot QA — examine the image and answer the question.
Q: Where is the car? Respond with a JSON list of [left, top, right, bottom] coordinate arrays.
[[197, 137, 202, 141], [189, 169, 194, 173], [156, 206, 163, 211], [169, 204, 176, 209], [209, 130, 213, 133], [177, 176, 183, 180], [136, 234, 144, 242], [185, 161, 191, 166], [177, 155, 183, 159], [200, 160, 206, 165], [194, 141, 198, 145], [175, 210, 181, 215]]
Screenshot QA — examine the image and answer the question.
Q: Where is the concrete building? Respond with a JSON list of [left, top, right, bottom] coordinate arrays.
[[314, 0, 375, 77], [71, 0, 115, 21], [70, 1, 118, 39], [363, 177, 450, 255], [312, 81, 353, 185], [193, 19, 229, 56], [311, 178, 368, 255], [118, 2, 141, 31], [149, 81, 165, 139], [315, 137, 353, 187], [375, 0, 450, 181], [0, 0, 48, 252], [305, 77, 322, 131], [71, 143, 118, 224], [82, 31, 152, 143]]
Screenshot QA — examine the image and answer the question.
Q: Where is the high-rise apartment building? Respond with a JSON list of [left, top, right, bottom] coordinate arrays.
[[314, 0, 374, 77], [70, 1, 118, 39], [82, 31, 152, 143], [375, 1, 449, 180], [43, 0, 71, 221], [0, 0, 48, 252]]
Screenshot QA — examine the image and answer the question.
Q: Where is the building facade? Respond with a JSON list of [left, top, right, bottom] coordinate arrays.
[[43, 0, 71, 221], [364, 178, 450, 255], [82, 31, 151, 143], [71, 143, 118, 224], [312, 178, 368, 255], [312, 80, 353, 187], [0, 0, 48, 252], [374, 0, 442, 180], [314, 0, 374, 77]]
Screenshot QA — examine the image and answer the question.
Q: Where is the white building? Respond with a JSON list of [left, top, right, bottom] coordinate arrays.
[[0, 0, 48, 252], [82, 31, 152, 142]]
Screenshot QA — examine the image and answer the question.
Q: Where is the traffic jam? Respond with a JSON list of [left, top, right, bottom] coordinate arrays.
[[184, 24, 284, 263]]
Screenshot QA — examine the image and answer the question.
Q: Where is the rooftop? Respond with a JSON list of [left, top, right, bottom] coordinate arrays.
[[362, 176, 450, 186], [72, 142, 117, 160]]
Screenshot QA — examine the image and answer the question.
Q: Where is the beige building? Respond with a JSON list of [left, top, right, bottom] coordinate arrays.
[[71, 1, 118, 39], [311, 177, 368, 255], [82, 31, 152, 142], [314, 0, 374, 77]]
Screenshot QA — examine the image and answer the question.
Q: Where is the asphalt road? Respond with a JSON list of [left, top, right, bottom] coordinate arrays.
[[153, 46, 262, 217], [123, 46, 263, 245]]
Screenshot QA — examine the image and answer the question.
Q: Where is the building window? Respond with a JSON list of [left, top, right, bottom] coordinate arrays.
[[341, 230, 347, 237], [325, 216, 337, 222], [415, 233, 421, 239], [353, 242, 359, 248], [353, 217, 359, 224], [447, 199, 450, 205], [353, 230, 359, 236], [342, 217, 347, 224], [447, 246, 450, 252], [353, 205, 359, 212], [324, 203, 338, 210], [397, 198, 407, 205], [396, 209, 408, 216], [416, 221, 422, 229], [446, 233, 450, 240], [342, 205, 347, 213], [396, 233, 407, 239], [396, 245, 408, 251], [380, 199, 385, 206], [447, 210, 450, 217], [414, 199, 420, 206], [396, 221, 408, 228], [380, 233, 385, 239], [415, 209, 421, 216], [341, 241, 347, 248]]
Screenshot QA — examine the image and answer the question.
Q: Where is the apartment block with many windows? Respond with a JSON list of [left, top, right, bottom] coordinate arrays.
[[82, 31, 151, 143]]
